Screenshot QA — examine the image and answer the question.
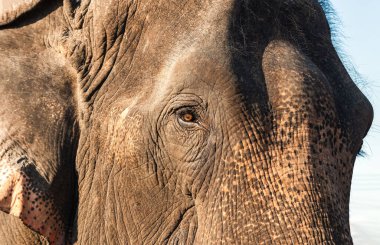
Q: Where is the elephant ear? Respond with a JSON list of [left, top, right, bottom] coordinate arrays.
[[0, 0, 43, 26], [0, 157, 66, 244]]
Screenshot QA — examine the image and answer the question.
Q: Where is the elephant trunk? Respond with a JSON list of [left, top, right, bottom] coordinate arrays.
[[195, 146, 352, 244], [194, 125, 353, 244], [194, 40, 353, 244]]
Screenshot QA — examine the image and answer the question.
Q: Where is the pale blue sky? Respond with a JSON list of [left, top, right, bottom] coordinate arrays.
[[329, 1, 380, 244]]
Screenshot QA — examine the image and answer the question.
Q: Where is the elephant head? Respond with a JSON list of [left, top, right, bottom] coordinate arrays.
[[0, 0, 373, 244]]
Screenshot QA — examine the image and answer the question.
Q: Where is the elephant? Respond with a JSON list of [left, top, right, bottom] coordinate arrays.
[[0, 0, 373, 244]]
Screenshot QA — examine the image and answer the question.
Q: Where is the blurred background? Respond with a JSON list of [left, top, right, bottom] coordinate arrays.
[[329, 1, 380, 244]]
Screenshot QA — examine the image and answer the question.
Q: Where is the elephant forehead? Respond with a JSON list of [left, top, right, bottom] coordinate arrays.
[[149, 49, 235, 104], [87, 0, 332, 111]]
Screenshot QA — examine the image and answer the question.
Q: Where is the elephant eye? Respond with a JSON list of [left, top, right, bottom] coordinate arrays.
[[182, 112, 195, 122], [176, 108, 199, 126]]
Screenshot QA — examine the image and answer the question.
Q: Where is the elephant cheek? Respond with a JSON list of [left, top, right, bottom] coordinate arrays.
[[0, 163, 65, 245]]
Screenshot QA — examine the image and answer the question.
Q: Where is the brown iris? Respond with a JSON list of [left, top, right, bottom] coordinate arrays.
[[181, 112, 195, 122], [176, 107, 199, 126]]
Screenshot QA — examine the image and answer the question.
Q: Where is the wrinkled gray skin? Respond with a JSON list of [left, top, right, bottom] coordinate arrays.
[[0, 0, 373, 244]]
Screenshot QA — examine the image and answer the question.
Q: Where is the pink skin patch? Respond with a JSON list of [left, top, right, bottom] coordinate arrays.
[[0, 162, 65, 245]]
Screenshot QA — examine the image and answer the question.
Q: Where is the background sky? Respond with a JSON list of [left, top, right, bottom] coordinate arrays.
[[329, 1, 380, 244]]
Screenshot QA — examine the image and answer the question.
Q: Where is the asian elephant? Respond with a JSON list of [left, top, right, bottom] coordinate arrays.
[[0, 0, 373, 244]]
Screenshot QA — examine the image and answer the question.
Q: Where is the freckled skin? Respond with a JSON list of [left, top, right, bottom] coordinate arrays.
[[0, 0, 373, 244]]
